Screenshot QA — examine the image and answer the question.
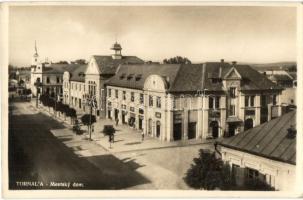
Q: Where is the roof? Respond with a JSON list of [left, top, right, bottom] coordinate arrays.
[[268, 74, 293, 82], [217, 111, 296, 165], [105, 63, 181, 90], [43, 63, 81, 74], [93, 55, 144, 75], [69, 65, 88, 82], [106, 62, 282, 92]]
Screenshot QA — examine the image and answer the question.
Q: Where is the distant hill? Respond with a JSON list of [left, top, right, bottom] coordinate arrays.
[[244, 62, 297, 72]]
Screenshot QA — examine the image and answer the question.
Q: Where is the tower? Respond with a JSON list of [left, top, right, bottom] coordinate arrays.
[[111, 42, 122, 60], [31, 40, 39, 67]]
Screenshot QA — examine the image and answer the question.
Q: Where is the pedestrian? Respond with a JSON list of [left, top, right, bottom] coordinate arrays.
[[141, 131, 144, 142], [115, 118, 119, 126]]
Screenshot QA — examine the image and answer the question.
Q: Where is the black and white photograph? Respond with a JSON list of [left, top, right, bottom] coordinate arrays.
[[2, 2, 301, 198]]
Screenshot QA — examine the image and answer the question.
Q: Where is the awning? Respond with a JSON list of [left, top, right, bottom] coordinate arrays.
[[226, 116, 242, 123]]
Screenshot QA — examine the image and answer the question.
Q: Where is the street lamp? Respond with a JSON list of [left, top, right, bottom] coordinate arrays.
[[83, 93, 97, 140], [34, 79, 42, 108]]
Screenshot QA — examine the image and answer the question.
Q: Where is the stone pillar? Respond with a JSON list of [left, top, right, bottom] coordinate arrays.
[[183, 109, 188, 140], [202, 96, 209, 139], [255, 95, 261, 126], [166, 110, 173, 141], [277, 93, 282, 117], [268, 104, 272, 121]]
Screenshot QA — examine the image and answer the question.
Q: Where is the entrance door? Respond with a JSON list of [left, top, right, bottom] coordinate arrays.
[[210, 121, 219, 138], [173, 123, 182, 140], [188, 122, 196, 139], [108, 110, 111, 119], [156, 121, 161, 137], [228, 123, 237, 137], [122, 113, 126, 124], [139, 118, 143, 130], [115, 109, 119, 120], [244, 118, 253, 131]]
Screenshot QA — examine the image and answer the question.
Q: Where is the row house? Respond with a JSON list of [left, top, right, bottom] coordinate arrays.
[[105, 60, 283, 141], [63, 65, 87, 112], [62, 42, 144, 115]]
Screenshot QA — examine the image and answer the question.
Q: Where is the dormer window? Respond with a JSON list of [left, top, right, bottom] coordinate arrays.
[[120, 73, 126, 79], [135, 74, 142, 81], [127, 74, 134, 80]]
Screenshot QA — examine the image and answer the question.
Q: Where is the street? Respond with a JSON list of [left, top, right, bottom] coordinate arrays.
[[9, 100, 213, 190]]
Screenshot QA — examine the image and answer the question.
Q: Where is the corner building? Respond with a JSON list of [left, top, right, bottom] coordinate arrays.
[[106, 61, 283, 141]]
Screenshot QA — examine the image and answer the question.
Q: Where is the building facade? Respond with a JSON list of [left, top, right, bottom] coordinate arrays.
[[62, 42, 144, 116], [218, 111, 296, 191], [106, 61, 283, 141]]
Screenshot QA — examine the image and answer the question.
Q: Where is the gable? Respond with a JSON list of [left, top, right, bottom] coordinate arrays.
[[224, 67, 242, 80], [85, 58, 100, 75]]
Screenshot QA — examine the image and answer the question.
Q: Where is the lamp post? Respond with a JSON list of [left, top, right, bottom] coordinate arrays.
[[83, 93, 97, 140]]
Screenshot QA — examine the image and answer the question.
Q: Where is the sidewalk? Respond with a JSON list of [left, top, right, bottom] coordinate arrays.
[[30, 98, 214, 154]]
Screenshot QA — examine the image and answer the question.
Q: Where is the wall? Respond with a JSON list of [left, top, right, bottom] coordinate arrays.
[[220, 146, 296, 191]]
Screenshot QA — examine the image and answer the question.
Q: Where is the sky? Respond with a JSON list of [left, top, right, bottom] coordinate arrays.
[[9, 6, 297, 67]]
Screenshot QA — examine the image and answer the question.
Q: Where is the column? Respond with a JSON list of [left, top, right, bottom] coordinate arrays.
[[239, 94, 245, 121], [197, 97, 203, 139], [183, 109, 188, 140], [220, 96, 227, 137], [202, 96, 209, 139], [255, 95, 261, 126]]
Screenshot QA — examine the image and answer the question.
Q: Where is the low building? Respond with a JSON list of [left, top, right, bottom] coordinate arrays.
[[217, 111, 296, 191], [105, 60, 283, 141]]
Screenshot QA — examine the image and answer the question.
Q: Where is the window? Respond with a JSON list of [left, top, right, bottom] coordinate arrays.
[[250, 96, 255, 107], [245, 167, 265, 182], [123, 91, 126, 100], [79, 84, 81, 91], [215, 96, 220, 109], [75, 84, 77, 90], [140, 94, 144, 104], [209, 96, 220, 109], [229, 104, 235, 116], [245, 96, 255, 107], [245, 96, 249, 107], [229, 87, 236, 98], [156, 97, 161, 108], [149, 95, 153, 107], [56, 77, 60, 83], [46, 77, 50, 83], [108, 89, 111, 97], [115, 90, 119, 98], [131, 92, 134, 102]]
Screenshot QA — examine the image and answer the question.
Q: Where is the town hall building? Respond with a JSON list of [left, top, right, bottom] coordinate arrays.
[[105, 60, 284, 141]]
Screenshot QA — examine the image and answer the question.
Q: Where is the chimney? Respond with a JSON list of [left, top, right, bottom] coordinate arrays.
[[220, 59, 224, 63], [219, 59, 224, 78], [232, 61, 237, 66]]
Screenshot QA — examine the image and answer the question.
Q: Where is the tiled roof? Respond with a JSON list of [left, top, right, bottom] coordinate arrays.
[[43, 64, 81, 74], [69, 65, 87, 82], [105, 63, 181, 90], [217, 111, 296, 165], [93, 55, 144, 75], [107, 62, 282, 92]]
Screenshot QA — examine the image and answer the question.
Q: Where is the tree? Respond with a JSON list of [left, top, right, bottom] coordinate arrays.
[[66, 108, 77, 124], [55, 101, 64, 117], [18, 79, 25, 86], [56, 61, 69, 64], [102, 125, 116, 148], [81, 114, 96, 137], [163, 56, 191, 64], [61, 104, 70, 120]]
